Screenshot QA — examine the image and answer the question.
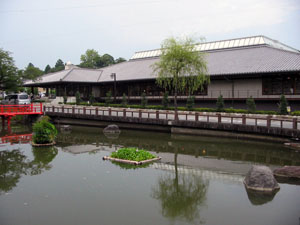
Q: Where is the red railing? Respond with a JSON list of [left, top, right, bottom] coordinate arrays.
[[0, 133, 33, 145], [0, 103, 43, 116]]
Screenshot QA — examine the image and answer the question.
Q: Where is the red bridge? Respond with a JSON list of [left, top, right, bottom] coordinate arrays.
[[0, 103, 43, 129]]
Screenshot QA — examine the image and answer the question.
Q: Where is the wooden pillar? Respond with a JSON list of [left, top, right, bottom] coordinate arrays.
[[293, 118, 297, 130], [242, 115, 246, 125]]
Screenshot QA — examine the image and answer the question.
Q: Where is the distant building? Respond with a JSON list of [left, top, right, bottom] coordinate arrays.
[[23, 35, 300, 110]]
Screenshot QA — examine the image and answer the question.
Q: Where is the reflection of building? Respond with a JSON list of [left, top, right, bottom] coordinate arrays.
[[24, 36, 300, 110]]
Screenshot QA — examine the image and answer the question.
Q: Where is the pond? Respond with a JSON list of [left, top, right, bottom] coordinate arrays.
[[0, 124, 300, 225]]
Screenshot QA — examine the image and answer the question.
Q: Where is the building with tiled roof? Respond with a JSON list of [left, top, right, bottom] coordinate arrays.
[[24, 35, 300, 110]]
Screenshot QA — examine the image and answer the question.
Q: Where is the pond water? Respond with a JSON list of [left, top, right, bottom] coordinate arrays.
[[1, 124, 300, 225]]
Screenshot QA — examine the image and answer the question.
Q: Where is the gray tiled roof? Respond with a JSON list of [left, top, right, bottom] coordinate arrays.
[[24, 68, 102, 86], [24, 45, 300, 86]]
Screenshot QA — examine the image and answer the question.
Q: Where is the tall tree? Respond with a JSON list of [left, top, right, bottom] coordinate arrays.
[[52, 59, 64, 72], [100, 54, 115, 67], [115, 57, 126, 64], [0, 48, 20, 92], [152, 37, 209, 117], [44, 64, 51, 74], [80, 49, 101, 69], [23, 63, 43, 81]]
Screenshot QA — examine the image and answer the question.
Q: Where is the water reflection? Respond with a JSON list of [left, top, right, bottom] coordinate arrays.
[[152, 150, 208, 223], [245, 189, 279, 205], [0, 146, 58, 194], [56, 126, 300, 167]]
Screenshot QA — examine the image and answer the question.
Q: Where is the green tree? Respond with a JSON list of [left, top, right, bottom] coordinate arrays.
[[23, 63, 43, 81], [89, 94, 95, 105], [278, 94, 288, 115], [186, 95, 195, 110], [216, 95, 224, 112], [75, 91, 81, 104], [152, 37, 209, 116], [99, 54, 115, 67], [0, 48, 20, 92], [53, 59, 64, 72], [246, 96, 256, 113], [115, 57, 126, 64], [80, 49, 101, 69], [162, 91, 170, 109], [141, 92, 147, 108], [44, 64, 51, 74], [105, 91, 113, 106], [121, 93, 127, 107]]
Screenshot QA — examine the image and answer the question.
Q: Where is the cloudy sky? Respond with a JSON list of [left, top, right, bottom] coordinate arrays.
[[1, 0, 299, 70]]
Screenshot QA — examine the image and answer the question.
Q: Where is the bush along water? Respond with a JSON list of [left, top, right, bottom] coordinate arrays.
[[246, 96, 256, 113], [110, 147, 155, 162], [216, 95, 225, 112], [33, 116, 57, 144]]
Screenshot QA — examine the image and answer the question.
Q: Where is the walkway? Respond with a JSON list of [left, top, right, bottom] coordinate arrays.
[[44, 104, 300, 138]]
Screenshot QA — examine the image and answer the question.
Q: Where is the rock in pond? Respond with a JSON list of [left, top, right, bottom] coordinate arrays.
[[274, 166, 300, 180], [103, 124, 121, 134], [244, 165, 280, 192]]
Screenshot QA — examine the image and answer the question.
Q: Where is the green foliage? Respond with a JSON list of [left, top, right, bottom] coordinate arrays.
[[105, 91, 113, 106], [50, 59, 64, 72], [110, 147, 155, 162], [246, 96, 256, 113], [75, 91, 81, 104], [80, 49, 101, 69], [186, 96, 195, 110], [33, 117, 57, 144], [291, 111, 300, 116], [152, 36, 209, 110], [0, 48, 20, 92], [216, 95, 225, 112], [44, 64, 51, 74], [278, 94, 288, 115], [141, 92, 147, 108], [89, 94, 95, 105], [121, 93, 127, 107], [63, 93, 68, 104], [162, 91, 170, 109], [115, 57, 126, 64], [23, 63, 43, 81], [100, 54, 115, 67]]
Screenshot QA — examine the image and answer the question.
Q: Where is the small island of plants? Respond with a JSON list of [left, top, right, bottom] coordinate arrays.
[[103, 147, 161, 165], [32, 116, 57, 146]]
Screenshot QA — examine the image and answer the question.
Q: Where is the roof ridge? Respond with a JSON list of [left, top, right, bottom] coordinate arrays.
[[60, 68, 74, 81]]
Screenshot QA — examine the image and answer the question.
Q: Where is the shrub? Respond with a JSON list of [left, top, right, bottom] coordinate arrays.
[[216, 95, 225, 112], [141, 92, 147, 108], [105, 91, 113, 106], [121, 93, 127, 107], [186, 95, 195, 110], [246, 96, 256, 113], [63, 94, 68, 104], [33, 116, 57, 144], [291, 111, 300, 116], [89, 94, 95, 105], [278, 94, 288, 115], [110, 147, 155, 162], [75, 91, 81, 105], [162, 92, 170, 109]]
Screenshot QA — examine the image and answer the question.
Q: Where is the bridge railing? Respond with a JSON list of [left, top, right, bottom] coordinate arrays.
[[44, 105, 300, 131], [0, 103, 43, 115]]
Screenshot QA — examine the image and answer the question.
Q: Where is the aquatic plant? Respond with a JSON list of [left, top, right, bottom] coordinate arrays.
[[110, 147, 155, 162]]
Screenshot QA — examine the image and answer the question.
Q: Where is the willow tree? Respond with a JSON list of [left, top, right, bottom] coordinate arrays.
[[152, 37, 209, 117]]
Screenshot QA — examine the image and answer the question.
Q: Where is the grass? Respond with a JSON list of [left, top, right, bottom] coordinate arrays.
[[110, 147, 156, 162]]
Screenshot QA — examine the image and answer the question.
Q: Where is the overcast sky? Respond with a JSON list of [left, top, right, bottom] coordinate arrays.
[[1, 0, 299, 70]]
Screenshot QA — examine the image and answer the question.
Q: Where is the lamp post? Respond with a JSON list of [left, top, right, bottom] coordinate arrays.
[[110, 73, 116, 102]]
